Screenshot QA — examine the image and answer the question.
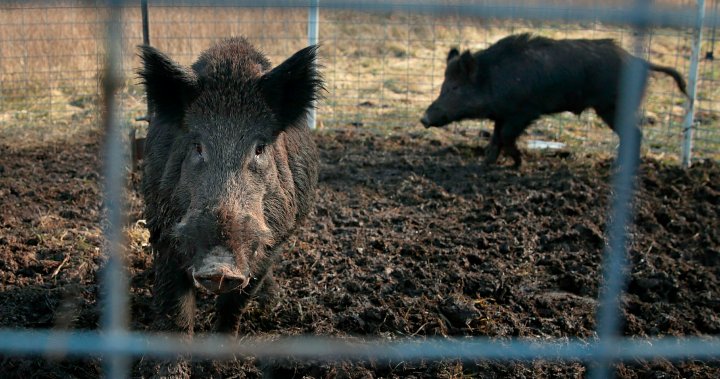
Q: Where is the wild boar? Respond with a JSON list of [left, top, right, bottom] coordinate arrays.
[[420, 33, 687, 167], [139, 36, 321, 341]]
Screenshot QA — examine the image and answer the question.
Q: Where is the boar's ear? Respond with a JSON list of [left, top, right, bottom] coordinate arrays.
[[138, 45, 198, 120], [259, 45, 323, 129], [447, 48, 460, 62], [458, 50, 476, 78]]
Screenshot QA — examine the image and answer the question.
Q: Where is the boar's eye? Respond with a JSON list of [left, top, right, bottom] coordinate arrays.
[[255, 144, 266, 156], [193, 143, 203, 155]]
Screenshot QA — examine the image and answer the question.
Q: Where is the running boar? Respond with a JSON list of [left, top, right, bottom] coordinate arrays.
[[139, 37, 321, 336], [420, 33, 687, 167]]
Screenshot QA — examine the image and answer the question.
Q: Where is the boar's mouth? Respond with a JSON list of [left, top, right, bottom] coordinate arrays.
[[190, 247, 251, 294], [191, 268, 250, 294]]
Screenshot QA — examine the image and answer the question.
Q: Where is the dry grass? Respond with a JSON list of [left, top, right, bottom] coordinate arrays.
[[0, 1, 718, 160]]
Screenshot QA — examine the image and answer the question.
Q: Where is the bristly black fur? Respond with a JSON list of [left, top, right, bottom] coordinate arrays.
[[259, 44, 324, 127]]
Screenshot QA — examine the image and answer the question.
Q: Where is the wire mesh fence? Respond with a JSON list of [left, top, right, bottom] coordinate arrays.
[[1, 0, 719, 378]]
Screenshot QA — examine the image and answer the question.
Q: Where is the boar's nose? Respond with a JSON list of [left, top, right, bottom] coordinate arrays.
[[420, 113, 431, 128], [190, 247, 250, 294], [193, 272, 250, 294]]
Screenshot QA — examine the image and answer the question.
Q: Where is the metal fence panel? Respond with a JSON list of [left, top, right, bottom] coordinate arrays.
[[0, 1, 719, 378]]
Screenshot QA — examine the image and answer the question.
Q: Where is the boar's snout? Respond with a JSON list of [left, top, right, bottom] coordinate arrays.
[[420, 103, 449, 128], [175, 209, 273, 294], [190, 246, 250, 294], [420, 113, 431, 128]]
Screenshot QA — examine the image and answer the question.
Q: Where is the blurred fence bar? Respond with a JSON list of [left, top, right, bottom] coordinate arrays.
[[0, 330, 719, 361], [307, 0, 319, 129], [592, 1, 651, 376], [100, 0, 130, 378], [115, 0, 720, 29]]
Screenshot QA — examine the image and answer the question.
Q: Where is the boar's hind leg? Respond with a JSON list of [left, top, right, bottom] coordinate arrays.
[[152, 254, 196, 334], [595, 106, 617, 131], [595, 106, 642, 164]]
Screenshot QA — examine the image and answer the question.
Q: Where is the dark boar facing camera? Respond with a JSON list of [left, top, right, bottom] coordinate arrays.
[[139, 37, 321, 337], [421, 33, 688, 167]]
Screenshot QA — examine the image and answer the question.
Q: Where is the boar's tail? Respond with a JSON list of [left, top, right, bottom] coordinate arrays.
[[649, 63, 688, 97]]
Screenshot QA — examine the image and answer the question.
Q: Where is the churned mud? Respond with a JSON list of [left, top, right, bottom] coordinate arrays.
[[1, 126, 718, 378]]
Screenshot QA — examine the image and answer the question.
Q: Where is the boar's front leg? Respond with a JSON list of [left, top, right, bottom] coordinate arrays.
[[142, 250, 195, 379], [214, 272, 278, 334], [213, 288, 254, 334], [501, 130, 523, 169], [152, 250, 196, 333], [484, 121, 504, 166]]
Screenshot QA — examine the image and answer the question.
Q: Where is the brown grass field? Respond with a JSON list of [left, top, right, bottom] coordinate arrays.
[[1, 1, 718, 159]]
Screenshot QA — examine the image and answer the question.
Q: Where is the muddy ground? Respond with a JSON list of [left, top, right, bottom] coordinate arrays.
[[0, 126, 719, 378]]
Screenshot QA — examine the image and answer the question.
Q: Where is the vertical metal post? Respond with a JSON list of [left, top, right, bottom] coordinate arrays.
[[307, 0, 320, 129], [141, 0, 150, 46], [132, 0, 151, 167], [682, 0, 705, 168], [102, 0, 130, 378], [591, 0, 651, 378], [141, 0, 150, 123]]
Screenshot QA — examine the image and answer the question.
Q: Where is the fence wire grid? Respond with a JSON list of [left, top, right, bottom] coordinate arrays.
[[1, 0, 720, 378], [2, 1, 720, 160]]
